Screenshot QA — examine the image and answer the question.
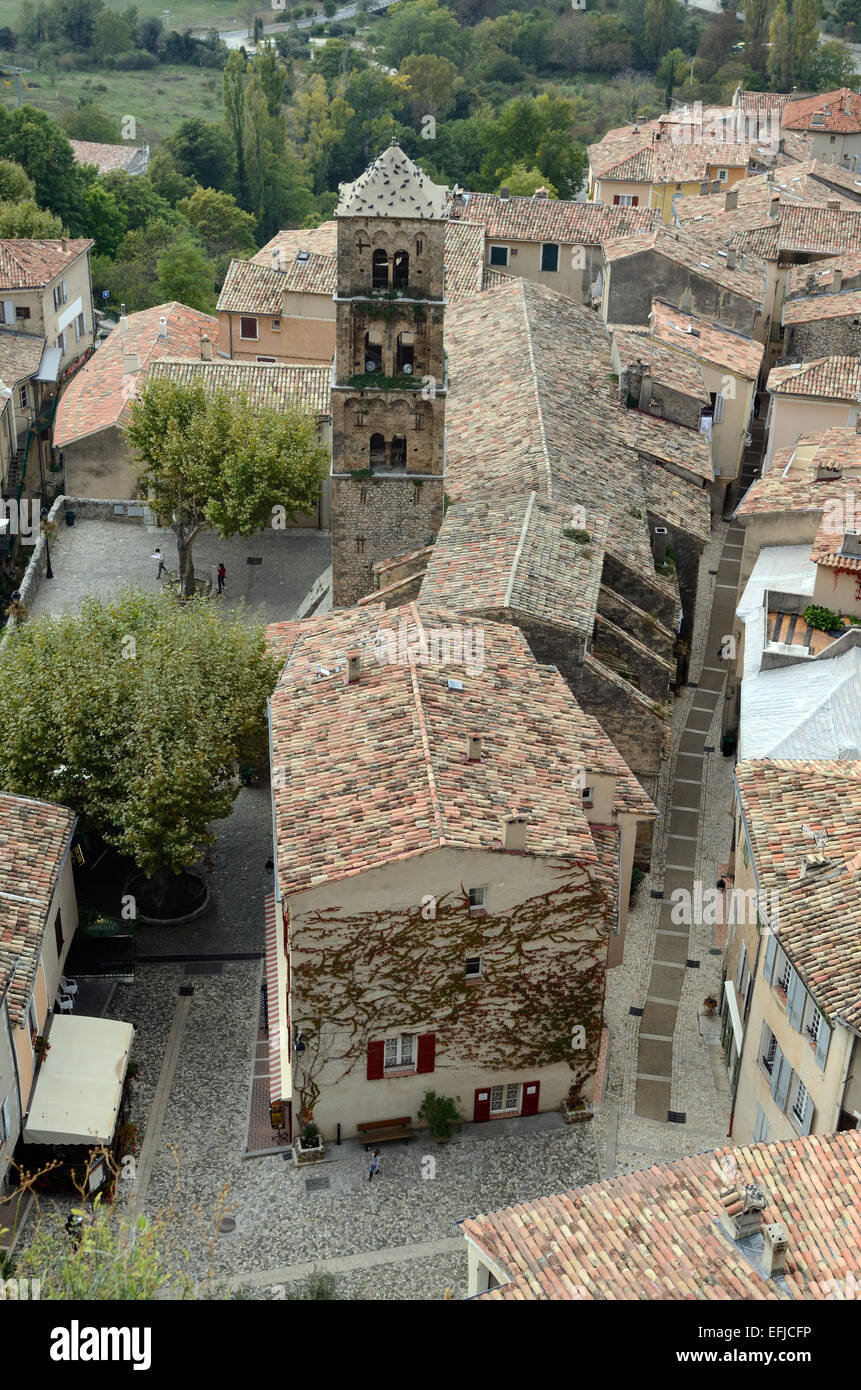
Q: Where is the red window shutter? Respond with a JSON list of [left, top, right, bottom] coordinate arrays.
[[416, 1032, 436, 1074], [473, 1087, 491, 1122], [631, 196, 638, 206], [367, 1039, 385, 1080], [613, 194, 620, 205], [520, 1080, 540, 1117]]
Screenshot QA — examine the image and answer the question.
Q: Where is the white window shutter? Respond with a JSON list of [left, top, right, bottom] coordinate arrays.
[[772, 1055, 792, 1112], [3, 300, 13, 323], [0, 1095, 9, 1141], [815, 1017, 831, 1070], [735, 940, 747, 990], [753, 1104, 769, 1143], [763, 932, 777, 983], [799, 1090, 814, 1136], [714, 392, 725, 423], [786, 969, 806, 1030]]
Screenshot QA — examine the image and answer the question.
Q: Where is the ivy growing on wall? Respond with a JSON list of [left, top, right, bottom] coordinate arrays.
[[291, 871, 611, 1115]]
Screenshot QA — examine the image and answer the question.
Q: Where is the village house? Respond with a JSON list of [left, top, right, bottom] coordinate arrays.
[[264, 603, 656, 1143], [763, 357, 861, 470], [52, 301, 218, 498], [459, 1127, 861, 1298], [600, 223, 769, 341], [0, 329, 60, 510], [69, 140, 149, 178], [587, 119, 756, 223], [780, 88, 861, 169], [723, 760, 861, 1146], [781, 273, 861, 361]]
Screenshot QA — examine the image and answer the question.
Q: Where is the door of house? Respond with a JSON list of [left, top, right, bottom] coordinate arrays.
[[521, 1081, 540, 1116], [473, 1088, 491, 1122]]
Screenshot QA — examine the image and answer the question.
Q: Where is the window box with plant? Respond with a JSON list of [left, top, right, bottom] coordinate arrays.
[[418, 1090, 463, 1144], [293, 1118, 325, 1165]]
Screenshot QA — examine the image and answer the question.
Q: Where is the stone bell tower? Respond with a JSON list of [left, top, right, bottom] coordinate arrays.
[[330, 139, 448, 607]]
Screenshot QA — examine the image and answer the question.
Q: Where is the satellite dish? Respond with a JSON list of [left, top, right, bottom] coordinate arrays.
[[402, 362, 413, 375], [365, 359, 377, 372]]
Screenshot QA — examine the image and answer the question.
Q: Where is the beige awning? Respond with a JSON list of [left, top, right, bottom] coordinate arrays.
[[23, 1014, 134, 1145]]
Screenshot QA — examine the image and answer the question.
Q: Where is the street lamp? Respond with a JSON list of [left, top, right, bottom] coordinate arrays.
[[40, 506, 53, 580]]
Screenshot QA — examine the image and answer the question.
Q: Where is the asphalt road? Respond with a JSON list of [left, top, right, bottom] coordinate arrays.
[[219, 0, 395, 48]]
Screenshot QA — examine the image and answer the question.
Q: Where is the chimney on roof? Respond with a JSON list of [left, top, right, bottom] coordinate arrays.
[[769, 194, 781, 219], [719, 1181, 767, 1241], [761, 1222, 788, 1279], [652, 525, 668, 565], [816, 459, 842, 480], [271, 248, 280, 270], [200, 335, 212, 362], [800, 851, 831, 877], [122, 349, 140, 374], [532, 187, 549, 200], [841, 528, 861, 557], [724, 186, 739, 212], [498, 186, 510, 202], [158, 315, 167, 339], [502, 813, 528, 853], [726, 248, 738, 270], [847, 92, 853, 119], [827, 198, 841, 210], [60, 236, 68, 253], [467, 731, 483, 761], [344, 649, 361, 685], [831, 267, 843, 293], [450, 187, 466, 219], [118, 314, 128, 336]]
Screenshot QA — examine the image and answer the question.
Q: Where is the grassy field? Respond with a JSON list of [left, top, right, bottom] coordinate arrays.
[[0, 0, 326, 37], [0, 64, 225, 143]]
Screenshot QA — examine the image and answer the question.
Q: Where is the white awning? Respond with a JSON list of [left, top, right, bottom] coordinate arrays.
[[23, 1014, 134, 1145], [36, 346, 62, 383]]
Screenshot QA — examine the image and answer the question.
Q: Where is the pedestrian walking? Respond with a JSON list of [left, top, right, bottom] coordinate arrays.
[[152, 547, 165, 581], [217, 561, 226, 595], [368, 1148, 381, 1181]]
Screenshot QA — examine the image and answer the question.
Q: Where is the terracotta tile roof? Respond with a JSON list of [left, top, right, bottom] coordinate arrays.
[[737, 470, 856, 519], [675, 171, 861, 257], [767, 355, 861, 401], [735, 760, 861, 1026], [53, 301, 218, 446], [589, 123, 755, 185], [780, 131, 815, 162], [778, 202, 861, 255], [0, 238, 93, 291], [218, 258, 286, 315], [737, 89, 800, 118], [736, 428, 861, 519], [640, 463, 712, 542], [787, 249, 861, 296], [783, 87, 861, 134], [147, 357, 331, 417], [336, 138, 447, 219], [804, 158, 861, 199], [0, 792, 77, 1027], [445, 280, 709, 580], [69, 139, 142, 175], [460, 1128, 861, 1299], [418, 494, 608, 637], [253, 222, 338, 266], [447, 191, 657, 244], [0, 328, 47, 386], [650, 298, 764, 379], [783, 286, 861, 324], [443, 220, 486, 301], [613, 325, 710, 403], [623, 408, 714, 488], [268, 603, 656, 897], [810, 507, 861, 571], [603, 224, 768, 304]]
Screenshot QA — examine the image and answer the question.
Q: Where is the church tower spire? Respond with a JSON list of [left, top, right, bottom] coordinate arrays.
[[330, 139, 448, 607]]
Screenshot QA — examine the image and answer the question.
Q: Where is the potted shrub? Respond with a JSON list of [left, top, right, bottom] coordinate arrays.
[[33, 1034, 51, 1061], [293, 1119, 325, 1166], [418, 1090, 463, 1143], [561, 1075, 593, 1124], [703, 996, 718, 1017]]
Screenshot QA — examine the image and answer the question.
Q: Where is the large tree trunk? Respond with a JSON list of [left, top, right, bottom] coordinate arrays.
[[178, 538, 195, 597]]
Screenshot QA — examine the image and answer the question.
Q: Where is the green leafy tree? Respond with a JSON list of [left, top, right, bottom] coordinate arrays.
[[0, 590, 280, 905], [399, 52, 458, 122], [176, 186, 256, 258], [479, 92, 586, 200], [98, 168, 179, 233], [166, 119, 237, 196], [80, 180, 125, 256], [768, 0, 793, 89], [379, 0, 466, 69], [811, 39, 860, 90], [0, 197, 63, 236], [155, 235, 216, 313], [125, 377, 329, 595], [223, 50, 247, 205], [256, 38, 289, 116], [314, 37, 367, 83], [0, 106, 87, 232], [657, 46, 688, 107], [497, 162, 557, 196], [0, 159, 35, 203], [92, 218, 191, 312], [61, 100, 119, 144], [791, 0, 821, 87], [145, 148, 197, 208]]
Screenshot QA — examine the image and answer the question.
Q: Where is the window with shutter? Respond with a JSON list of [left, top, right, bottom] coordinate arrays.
[[367, 1039, 385, 1080], [763, 931, 777, 982], [790, 1077, 814, 1135], [786, 968, 806, 1030], [815, 1015, 831, 1070], [416, 1032, 436, 1073], [760, 1022, 777, 1076], [752, 1104, 769, 1143], [735, 940, 747, 991], [772, 1054, 792, 1112], [714, 392, 725, 423]]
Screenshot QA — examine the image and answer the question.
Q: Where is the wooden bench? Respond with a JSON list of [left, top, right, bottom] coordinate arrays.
[[357, 1117, 413, 1149]]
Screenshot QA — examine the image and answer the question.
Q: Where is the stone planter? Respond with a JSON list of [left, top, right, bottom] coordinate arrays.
[[561, 1101, 593, 1125], [292, 1136, 325, 1166]]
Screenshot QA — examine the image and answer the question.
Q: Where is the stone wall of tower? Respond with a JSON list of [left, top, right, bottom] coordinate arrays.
[[331, 207, 447, 607], [331, 474, 444, 608]]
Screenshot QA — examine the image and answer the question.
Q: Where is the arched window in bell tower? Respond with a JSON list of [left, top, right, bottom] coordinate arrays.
[[390, 435, 407, 469], [369, 433, 386, 470], [396, 331, 414, 375], [392, 250, 409, 289], [364, 331, 383, 373], [372, 249, 389, 289]]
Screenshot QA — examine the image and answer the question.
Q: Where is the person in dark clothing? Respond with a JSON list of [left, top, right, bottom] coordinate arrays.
[[217, 562, 226, 595]]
